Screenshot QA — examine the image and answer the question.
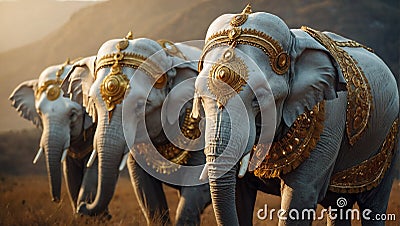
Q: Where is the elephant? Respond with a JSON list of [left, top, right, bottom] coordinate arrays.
[[193, 5, 399, 226], [9, 58, 102, 215], [65, 32, 211, 225]]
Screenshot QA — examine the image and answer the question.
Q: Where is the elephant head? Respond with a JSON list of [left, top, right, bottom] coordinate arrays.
[[194, 5, 346, 225], [9, 59, 94, 203], [67, 33, 201, 216]]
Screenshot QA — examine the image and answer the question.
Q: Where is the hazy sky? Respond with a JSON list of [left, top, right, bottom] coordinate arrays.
[[0, 0, 106, 53]]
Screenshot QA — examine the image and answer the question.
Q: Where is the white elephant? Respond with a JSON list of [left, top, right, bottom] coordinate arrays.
[[194, 5, 399, 225], [9, 58, 103, 216], [65, 33, 211, 225]]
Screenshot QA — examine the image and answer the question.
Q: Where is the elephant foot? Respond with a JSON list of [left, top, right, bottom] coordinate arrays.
[[97, 210, 112, 222], [76, 203, 91, 216], [76, 203, 112, 221]]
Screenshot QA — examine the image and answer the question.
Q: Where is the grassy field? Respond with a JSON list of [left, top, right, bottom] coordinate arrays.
[[0, 174, 399, 226], [0, 130, 399, 225]]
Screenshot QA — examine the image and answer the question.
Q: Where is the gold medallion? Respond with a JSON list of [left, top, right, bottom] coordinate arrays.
[[100, 61, 130, 116], [208, 48, 248, 106], [46, 84, 61, 101]]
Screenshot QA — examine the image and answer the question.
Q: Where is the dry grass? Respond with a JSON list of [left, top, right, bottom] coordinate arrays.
[[0, 174, 398, 225]]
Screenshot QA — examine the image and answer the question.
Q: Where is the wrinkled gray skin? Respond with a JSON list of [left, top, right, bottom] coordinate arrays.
[[67, 38, 211, 225], [9, 62, 99, 213], [195, 11, 399, 225]]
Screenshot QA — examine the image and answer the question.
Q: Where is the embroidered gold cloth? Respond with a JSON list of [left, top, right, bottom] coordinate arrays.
[[253, 102, 325, 178], [301, 26, 373, 146], [329, 119, 398, 193], [135, 108, 201, 174]]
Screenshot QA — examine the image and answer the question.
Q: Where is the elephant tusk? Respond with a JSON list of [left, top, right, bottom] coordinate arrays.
[[119, 152, 129, 171], [199, 163, 209, 181], [86, 149, 97, 168], [238, 152, 251, 178], [61, 148, 68, 163], [33, 147, 44, 164]]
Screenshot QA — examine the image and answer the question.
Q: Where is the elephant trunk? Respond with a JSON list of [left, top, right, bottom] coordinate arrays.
[[77, 112, 125, 216], [205, 110, 245, 226], [41, 122, 69, 203]]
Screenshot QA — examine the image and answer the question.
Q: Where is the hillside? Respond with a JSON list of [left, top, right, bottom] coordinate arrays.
[[0, 0, 399, 132]]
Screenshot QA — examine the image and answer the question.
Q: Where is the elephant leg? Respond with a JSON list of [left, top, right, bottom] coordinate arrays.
[[174, 150, 211, 226], [127, 154, 171, 226], [235, 172, 259, 226], [77, 155, 98, 205], [63, 156, 84, 212], [238, 175, 281, 225], [279, 94, 347, 225], [320, 191, 356, 226], [356, 150, 399, 226], [175, 183, 211, 226]]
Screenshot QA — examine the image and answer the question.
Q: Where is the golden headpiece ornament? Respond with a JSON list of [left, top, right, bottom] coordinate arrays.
[[35, 58, 71, 101], [207, 48, 249, 106], [95, 31, 166, 120], [199, 4, 290, 75]]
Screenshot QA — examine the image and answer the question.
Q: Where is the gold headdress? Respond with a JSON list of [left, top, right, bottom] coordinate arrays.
[[199, 4, 290, 75], [35, 58, 71, 101], [95, 31, 167, 120]]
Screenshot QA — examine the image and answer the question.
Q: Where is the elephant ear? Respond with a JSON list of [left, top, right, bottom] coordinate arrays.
[[283, 29, 347, 127], [161, 42, 200, 125], [62, 56, 96, 125], [9, 79, 42, 130], [283, 49, 338, 126]]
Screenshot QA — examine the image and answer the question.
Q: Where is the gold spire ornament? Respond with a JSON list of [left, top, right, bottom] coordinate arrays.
[[208, 48, 249, 107], [116, 31, 133, 51], [230, 4, 252, 27], [157, 39, 187, 60]]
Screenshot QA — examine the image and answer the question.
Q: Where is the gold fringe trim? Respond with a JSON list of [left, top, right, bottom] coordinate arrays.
[[134, 143, 188, 175], [329, 119, 398, 193], [253, 101, 325, 178], [68, 145, 93, 160]]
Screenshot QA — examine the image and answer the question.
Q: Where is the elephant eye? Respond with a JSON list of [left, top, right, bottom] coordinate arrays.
[[136, 99, 145, 109], [134, 99, 146, 116], [252, 96, 260, 112], [69, 111, 78, 122]]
